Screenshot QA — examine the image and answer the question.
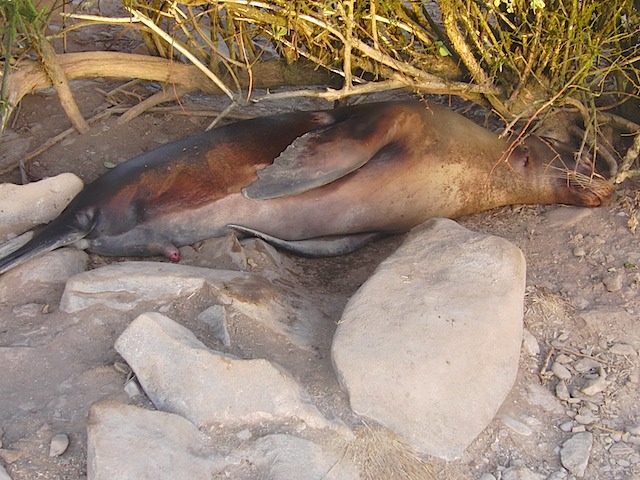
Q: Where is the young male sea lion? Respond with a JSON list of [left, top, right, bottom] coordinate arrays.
[[0, 100, 613, 274]]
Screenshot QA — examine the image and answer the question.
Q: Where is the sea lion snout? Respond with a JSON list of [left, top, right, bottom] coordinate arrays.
[[516, 136, 614, 207]]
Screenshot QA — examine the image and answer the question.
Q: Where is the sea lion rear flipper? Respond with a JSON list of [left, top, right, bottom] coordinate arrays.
[[228, 224, 387, 257], [243, 105, 402, 199], [0, 226, 87, 274]]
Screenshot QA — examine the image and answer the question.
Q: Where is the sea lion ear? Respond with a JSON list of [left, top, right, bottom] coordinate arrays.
[[242, 104, 402, 200]]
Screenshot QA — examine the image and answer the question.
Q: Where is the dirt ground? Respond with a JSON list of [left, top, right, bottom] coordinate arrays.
[[0, 14, 639, 479]]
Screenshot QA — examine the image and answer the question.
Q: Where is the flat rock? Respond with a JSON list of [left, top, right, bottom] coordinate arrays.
[[0, 464, 10, 480], [59, 262, 317, 349], [115, 312, 340, 432], [560, 432, 593, 477], [0, 173, 83, 241], [0, 248, 89, 305], [332, 218, 525, 459], [87, 401, 224, 480], [542, 207, 593, 228]]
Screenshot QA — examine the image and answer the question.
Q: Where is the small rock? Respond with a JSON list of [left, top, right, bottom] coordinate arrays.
[[480, 474, 497, 480], [196, 306, 230, 346], [609, 442, 635, 456], [500, 416, 533, 436], [610, 343, 636, 356], [0, 449, 21, 464], [236, 429, 252, 441], [555, 354, 573, 364], [556, 381, 571, 401], [603, 274, 624, 292], [0, 464, 10, 480], [628, 435, 640, 445], [522, 329, 540, 357], [49, 433, 69, 457], [551, 362, 572, 381], [625, 424, 640, 436], [526, 383, 565, 414], [560, 432, 593, 478], [573, 246, 586, 257], [559, 421, 574, 432], [581, 375, 608, 396], [546, 471, 568, 480], [574, 412, 596, 425], [573, 358, 600, 373], [124, 379, 143, 398], [502, 465, 545, 480]]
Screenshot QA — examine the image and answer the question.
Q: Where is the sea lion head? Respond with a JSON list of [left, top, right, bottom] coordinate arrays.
[[507, 135, 615, 207]]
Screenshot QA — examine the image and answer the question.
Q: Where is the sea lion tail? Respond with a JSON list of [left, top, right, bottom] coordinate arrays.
[[0, 221, 89, 274], [228, 224, 387, 257]]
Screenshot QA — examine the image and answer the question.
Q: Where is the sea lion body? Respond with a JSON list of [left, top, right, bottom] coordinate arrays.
[[0, 100, 612, 273]]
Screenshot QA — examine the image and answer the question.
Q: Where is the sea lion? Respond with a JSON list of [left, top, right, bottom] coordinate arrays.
[[0, 100, 613, 274]]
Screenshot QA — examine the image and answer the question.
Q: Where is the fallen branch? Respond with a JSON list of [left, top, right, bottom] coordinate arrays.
[[0, 51, 333, 134]]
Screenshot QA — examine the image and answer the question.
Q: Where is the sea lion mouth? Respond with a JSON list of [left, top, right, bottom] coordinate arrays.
[[564, 170, 615, 207]]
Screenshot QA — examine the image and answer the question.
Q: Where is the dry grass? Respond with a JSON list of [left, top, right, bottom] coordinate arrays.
[[344, 423, 438, 480]]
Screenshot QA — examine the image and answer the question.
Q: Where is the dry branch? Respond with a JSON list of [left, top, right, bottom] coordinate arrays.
[[0, 51, 333, 133]]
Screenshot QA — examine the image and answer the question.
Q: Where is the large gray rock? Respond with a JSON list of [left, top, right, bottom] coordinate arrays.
[[0, 173, 83, 241], [332, 218, 526, 459], [0, 248, 89, 305], [87, 401, 223, 480], [115, 312, 341, 432]]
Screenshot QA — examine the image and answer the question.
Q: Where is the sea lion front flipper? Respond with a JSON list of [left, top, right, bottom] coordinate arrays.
[[243, 105, 402, 200], [228, 224, 388, 257]]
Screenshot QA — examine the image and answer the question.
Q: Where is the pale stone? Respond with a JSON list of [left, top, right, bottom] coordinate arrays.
[[560, 432, 593, 478], [0, 173, 83, 241], [115, 312, 339, 432], [60, 262, 317, 350], [332, 218, 525, 459], [0, 248, 89, 305], [87, 401, 223, 480]]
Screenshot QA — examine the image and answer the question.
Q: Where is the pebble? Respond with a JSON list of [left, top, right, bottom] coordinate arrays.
[[0, 464, 10, 480], [522, 329, 540, 357], [551, 362, 572, 381], [124, 379, 143, 398], [610, 343, 637, 356], [603, 274, 624, 292], [610, 431, 623, 442], [547, 471, 568, 480], [559, 421, 574, 432], [573, 246, 586, 257], [626, 424, 640, 435], [49, 433, 69, 457], [236, 429, 252, 441], [555, 381, 571, 401], [609, 442, 635, 456], [574, 412, 596, 425], [555, 354, 573, 364], [0, 449, 20, 464], [628, 435, 640, 445], [560, 432, 593, 478], [581, 375, 608, 396], [480, 474, 497, 480], [573, 358, 600, 373], [500, 415, 533, 436]]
